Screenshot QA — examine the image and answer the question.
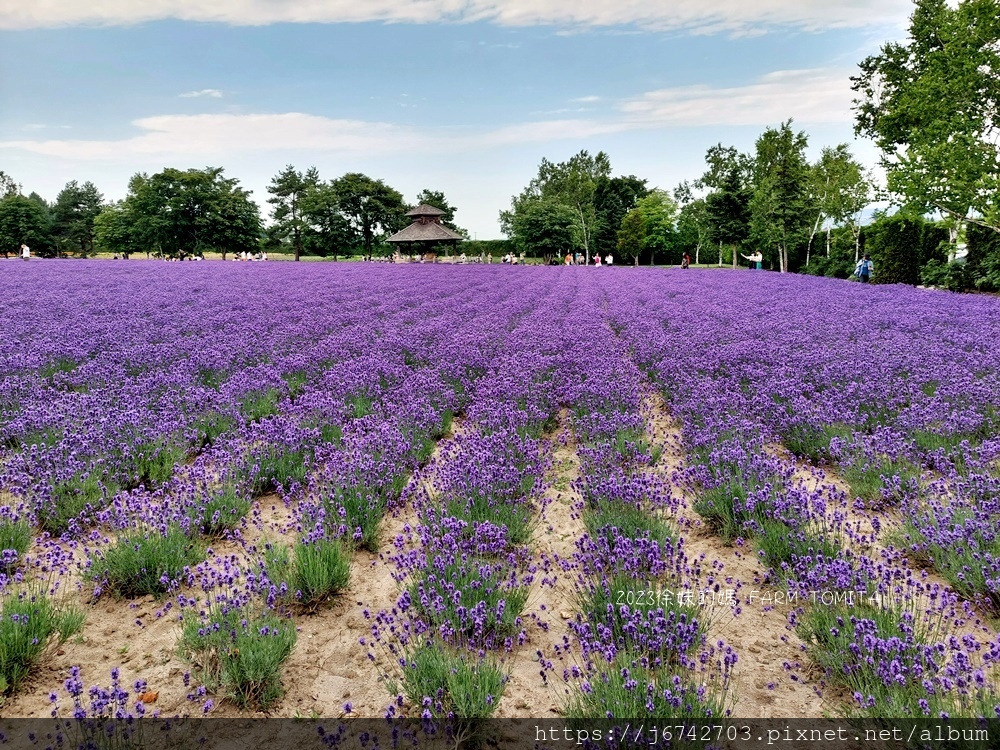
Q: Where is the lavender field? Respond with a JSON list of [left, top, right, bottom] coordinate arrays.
[[2, 261, 1000, 724]]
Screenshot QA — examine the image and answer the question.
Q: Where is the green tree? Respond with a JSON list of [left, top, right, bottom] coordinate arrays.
[[511, 200, 581, 265], [414, 189, 466, 236], [674, 182, 709, 264], [501, 150, 611, 264], [635, 189, 679, 265], [701, 145, 752, 269], [1, 171, 20, 197], [299, 181, 357, 259], [329, 173, 408, 260], [749, 121, 812, 272], [617, 208, 647, 266], [121, 167, 261, 259], [852, 0, 1000, 233], [267, 165, 320, 261], [0, 194, 53, 257], [805, 145, 872, 266], [592, 175, 648, 263], [93, 202, 141, 259], [52, 180, 104, 257]]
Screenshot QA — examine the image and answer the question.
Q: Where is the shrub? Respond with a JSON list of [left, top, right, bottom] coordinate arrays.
[[252, 445, 308, 496], [388, 642, 506, 740], [565, 655, 731, 721], [180, 604, 296, 710], [0, 517, 31, 571], [90, 525, 204, 598], [920, 258, 967, 291], [583, 500, 675, 552], [240, 388, 282, 422], [264, 537, 351, 611], [189, 482, 253, 537], [1, 589, 84, 696], [40, 473, 113, 536]]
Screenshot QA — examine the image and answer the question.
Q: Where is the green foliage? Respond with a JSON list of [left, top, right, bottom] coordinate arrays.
[[264, 538, 351, 611], [616, 208, 646, 266], [326, 172, 409, 260], [180, 604, 296, 710], [0, 518, 30, 570], [389, 642, 506, 730], [42, 472, 113, 535], [51, 180, 104, 257], [920, 258, 968, 291], [90, 525, 204, 598], [240, 388, 282, 422], [119, 167, 261, 259], [565, 655, 730, 721], [510, 199, 582, 264], [319, 472, 406, 552], [841, 455, 919, 506], [895, 511, 1000, 607], [189, 483, 252, 537], [444, 489, 536, 548], [863, 213, 948, 285], [693, 479, 759, 542], [190, 410, 236, 449], [410, 556, 529, 641], [0, 590, 84, 696], [583, 500, 676, 554], [635, 189, 679, 265], [252, 445, 308, 495], [965, 222, 1000, 291], [592, 174, 648, 262], [797, 599, 937, 717], [781, 422, 854, 464], [853, 0, 1000, 232], [267, 165, 321, 261], [415, 189, 466, 235], [500, 149, 612, 262], [0, 193, 54, 258], [757, 519, 840, 570], [749, 121, 811, 273], [579, 576, 703, 665], [124, 439, 186, 490]]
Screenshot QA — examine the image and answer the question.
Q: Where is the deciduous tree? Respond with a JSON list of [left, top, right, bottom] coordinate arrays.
[[852, 0, 1000, 233]]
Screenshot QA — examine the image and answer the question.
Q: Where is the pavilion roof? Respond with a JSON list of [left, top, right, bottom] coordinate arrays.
[[386, 221, 465, 243], [406, 204, 447, 217]]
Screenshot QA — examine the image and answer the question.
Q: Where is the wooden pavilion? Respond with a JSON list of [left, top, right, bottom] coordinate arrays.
[[386, 204, 464, 261]]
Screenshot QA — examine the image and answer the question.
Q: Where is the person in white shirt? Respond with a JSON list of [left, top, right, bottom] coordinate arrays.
[[20, 243, 29, 261], [605, 254, 613, 266]]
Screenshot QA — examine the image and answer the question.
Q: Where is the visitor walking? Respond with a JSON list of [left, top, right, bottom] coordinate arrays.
[[20, 243, 29, 261], [855, 254, 874, 283], [681, 252, 691, 269]]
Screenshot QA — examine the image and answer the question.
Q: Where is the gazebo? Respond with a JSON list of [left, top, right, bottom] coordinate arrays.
[[386, 204, 464, 261]]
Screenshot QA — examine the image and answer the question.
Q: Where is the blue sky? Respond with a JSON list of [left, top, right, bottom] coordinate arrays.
[[0, 1, 910, 238]]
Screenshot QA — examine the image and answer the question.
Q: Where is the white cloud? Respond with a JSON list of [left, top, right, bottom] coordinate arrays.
[[0, 69, 859, 166], [571, 95, 601, 103], [1, 113, 426, 160], [618, 68, 857, 127], [179, 89, 223, 98], [0, 0, 912, 33]]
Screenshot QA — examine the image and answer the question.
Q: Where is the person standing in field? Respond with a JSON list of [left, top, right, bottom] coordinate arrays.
[[856, 254, 874, 283], [605, 254, 613, 266], [741, 251, 762, 270], [20, 243, 30, 261], [593, 254, 602, 267], [681, 252, 691, 269]]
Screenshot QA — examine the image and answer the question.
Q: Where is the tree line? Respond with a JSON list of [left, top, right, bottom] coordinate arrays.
[[501, 0, 1000, 288], [0, 166, 465, 261]]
